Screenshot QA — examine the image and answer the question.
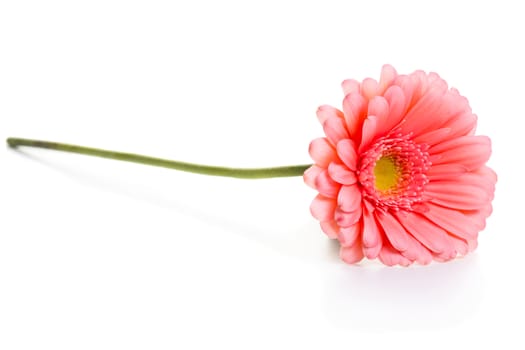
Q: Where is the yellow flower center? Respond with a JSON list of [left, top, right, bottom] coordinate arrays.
[[373, 156, 400, 192], [359, 133, 431, 211]]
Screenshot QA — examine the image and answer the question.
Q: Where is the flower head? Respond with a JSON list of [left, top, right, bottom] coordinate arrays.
[[305, 65, 496, 266]]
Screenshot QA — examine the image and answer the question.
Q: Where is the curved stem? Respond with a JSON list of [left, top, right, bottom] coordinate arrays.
[[6, 137, 311, 179]]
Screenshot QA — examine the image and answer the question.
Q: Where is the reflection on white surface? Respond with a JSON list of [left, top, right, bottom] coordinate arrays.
[[323, 254, 483, 330]]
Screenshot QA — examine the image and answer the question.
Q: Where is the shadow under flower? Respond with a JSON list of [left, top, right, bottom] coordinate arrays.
[[322, 253, 483, 331], [8, 148, 340, 264]]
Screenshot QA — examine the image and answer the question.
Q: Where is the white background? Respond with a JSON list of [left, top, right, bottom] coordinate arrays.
[[0, 1, 523, 349]]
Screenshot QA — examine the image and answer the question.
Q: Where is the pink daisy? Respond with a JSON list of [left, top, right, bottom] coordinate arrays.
[[304, 65, 496, 266]]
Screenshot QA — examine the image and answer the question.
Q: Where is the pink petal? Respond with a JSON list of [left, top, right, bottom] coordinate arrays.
[[395, 75, 416, 111], [429, 137, 493, 174], [361, 204, 384, 260], [323, 116, 350, 146], [428, 71, 445, 85], [378, 245, 412, 267], [425, 181, 491, 210], [467, 238, 478, 252], [406, 88, 471, 138], [434, 89, 475, 137], [423, 203, 479, 240], [427, 163, 468, 181], [376, 211, 411, 252], [316, 105, 344, 125], [362, 206, 381, 248], [458, 170, 495, 188], [337, 184, 361, 212], [342, 92, 367, 138], [412, 128, 452, 147], [399, 85, 448, 136], [359, 115, 379, 153], [448, 234, 469, 256], [308, 137, 337, 167], [314, 170, 341, 198], [334, 206, 362, 228], [433, 171, 495, 195], [465, 204, 493, 231], [429, 139, 491, 171], [430, 135, 491, 154], [377, 211, 433, 264], [342, 79, 360, 96], [378, 64, 398, 93], [336, 139, 358, 171], [340, 241, 364, 264], [382, 85, 407, 132], [395, 212, 454, 255], [416, 87, 464, 131], [477, 165, 498, 184], [339, 222, 361, 247], [310, 195, 336, 221], [401, 236, 433, 265], [368, 96, 391, 138], [363, 243, 382, 260], [360, 77, 379, 100], [432, 249, 457, 263], [368, 96, 390, 120], [328, 162, 357, 185], [444, 112, 477, 138], [303, 165, 323, 189], [415, 70, 444, 97], [320, 220, 339, 239]]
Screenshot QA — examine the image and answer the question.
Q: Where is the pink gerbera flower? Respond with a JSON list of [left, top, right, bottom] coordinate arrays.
[[304, 65, 496, 266]]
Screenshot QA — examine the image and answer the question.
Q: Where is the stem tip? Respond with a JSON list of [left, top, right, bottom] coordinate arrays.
[[7, 138, 18, 148]]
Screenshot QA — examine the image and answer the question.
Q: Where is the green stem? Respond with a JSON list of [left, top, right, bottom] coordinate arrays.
[[6, 137, 311, 179]]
